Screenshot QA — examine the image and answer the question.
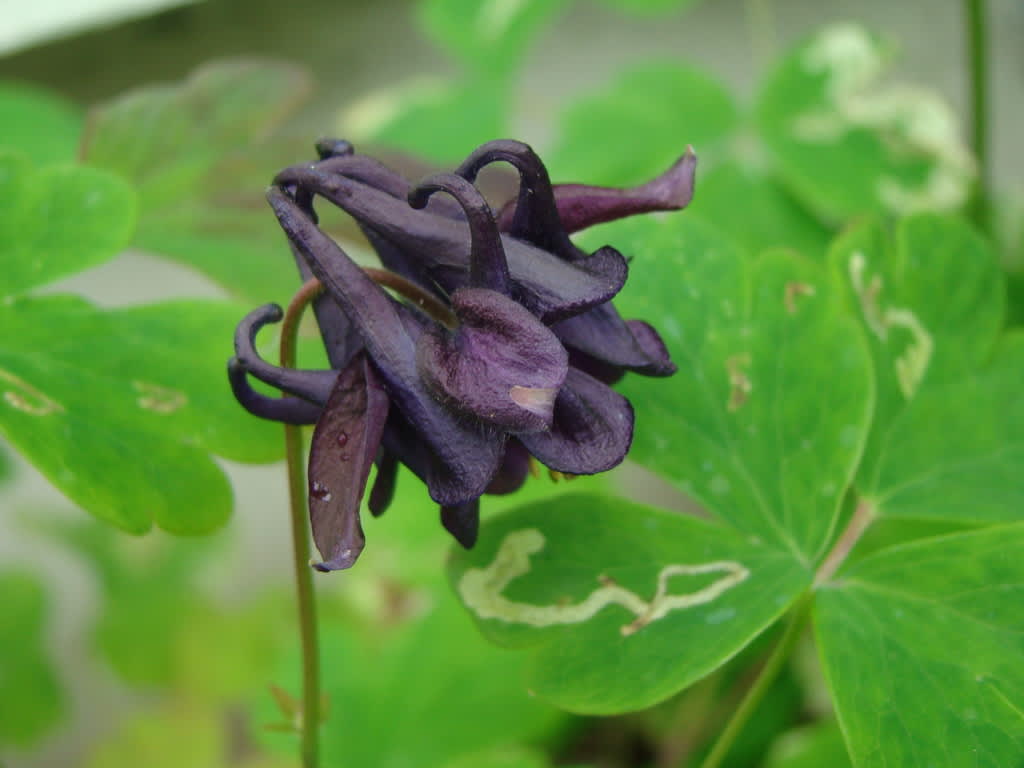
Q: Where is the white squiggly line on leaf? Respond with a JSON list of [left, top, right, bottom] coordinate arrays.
[[0, 368, 64, 416], [458, 529, 750, 637], [848, 251, 933, 398]]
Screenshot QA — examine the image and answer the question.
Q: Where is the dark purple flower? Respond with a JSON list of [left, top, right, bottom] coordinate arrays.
[[229, 139, 694, 570]]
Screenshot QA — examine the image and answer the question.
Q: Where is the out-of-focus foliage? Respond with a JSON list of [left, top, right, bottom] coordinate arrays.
[[0, 80, 285, 540], [0, 571, 63, 748], [82, 60, 313, 305]]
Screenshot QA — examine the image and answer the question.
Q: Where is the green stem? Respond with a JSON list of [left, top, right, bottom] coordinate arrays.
[[698, 596, 811, 768], [280, 277, 325, 768], [965, 0, 991, 233]]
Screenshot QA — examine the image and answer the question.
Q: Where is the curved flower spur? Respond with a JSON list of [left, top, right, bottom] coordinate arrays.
[[229, 139, 695, 571]]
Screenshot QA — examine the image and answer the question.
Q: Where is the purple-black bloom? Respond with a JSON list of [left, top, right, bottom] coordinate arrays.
[[229, 139, 694, 570]]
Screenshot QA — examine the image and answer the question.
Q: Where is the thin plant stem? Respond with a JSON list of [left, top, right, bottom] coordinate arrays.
[[965, 0, 991, 233], [363, 266, 457, 328], [280, 277, 325, 768], [697, 498, 875, 768], [698, 596, 811, 768]]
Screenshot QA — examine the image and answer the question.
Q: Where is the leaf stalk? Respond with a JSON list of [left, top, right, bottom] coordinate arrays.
[[697, 595, 811, 768]]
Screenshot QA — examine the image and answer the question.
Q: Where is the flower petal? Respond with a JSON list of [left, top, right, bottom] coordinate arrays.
[[368, 449, 398, 517], [268, 187, 504, 505], [409, 172, 511, 294], [272, 166, 625, 322], [456, 139, 580, 260], [518, 367, 634, 475], [485, 439, 532, 495], [309, 353, 389, 572], [227, 357, 324, 425], [551, 306, 676, 377], [232, 304, 339, 403], [440, 499, 480, 549], [417, 288, 568, 432], [499, 147, 697, 234]]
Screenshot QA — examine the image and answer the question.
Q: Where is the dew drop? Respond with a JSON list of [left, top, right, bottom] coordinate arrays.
[[310, 481, 332, 501], [337, 431, 349, 447]]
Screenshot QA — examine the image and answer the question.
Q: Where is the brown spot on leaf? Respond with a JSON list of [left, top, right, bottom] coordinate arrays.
[[726, 354, 752, 412], [784, 281, 817, 314]]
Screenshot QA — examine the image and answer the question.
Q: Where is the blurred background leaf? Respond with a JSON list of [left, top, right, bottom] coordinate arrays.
[[0, 570, 64, 748], [756, 23, 975, 223], [547, 62, 737, 185], [81, 59, 314, 305], [0, 82, 82, 163]]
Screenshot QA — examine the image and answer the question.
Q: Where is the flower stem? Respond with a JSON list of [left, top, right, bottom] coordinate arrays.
[[698, 595, 811, 768], [964, 0, 991, 233], [280, 277, 325, 768]]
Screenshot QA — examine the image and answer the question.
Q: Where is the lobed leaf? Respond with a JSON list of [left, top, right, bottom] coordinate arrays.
[[829, 215, 1020, 524], [0, 150, 136, 298], [688, 163, 832, 260], [584, 214, 874, 563], [0, 296, 280, 535], [448, 495, 808, 713], [81, 59, 312, 304], [815, 525, 1024, 767]]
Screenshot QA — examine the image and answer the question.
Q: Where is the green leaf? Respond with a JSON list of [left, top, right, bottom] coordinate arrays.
[[0, 295, 280, 535], [595, 0, 701, 14], [86, 702, 299, 768], [0, 570, 64, 747], [81, 59, 312, 304], [582, 215, 874, 562], [829, 215, 1020, 523], [815, 525, 1024, 767], [174, 593, 294, 702], [0, 151, 136, 297], [440, 745, 554, 768], [258, 578, 565, 767], [338, 75, 508, 165], [756, 23, 975, 222], [0, 81, 82, 163], [417, 0, 565, 77], [85, 703, 225, 768], [689, 163, 832, 259], [0, 442, 10, 485], [448, 494, 809, 713], [764, 721, 851, 768], [31, 515, 215, 684], [548, 62, 738, 186]]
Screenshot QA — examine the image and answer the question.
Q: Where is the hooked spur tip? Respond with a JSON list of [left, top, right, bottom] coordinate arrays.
[[315, 138, 355, 159]]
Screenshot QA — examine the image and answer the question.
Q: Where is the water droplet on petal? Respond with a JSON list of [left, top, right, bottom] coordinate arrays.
[[310, 481, 332, 501]]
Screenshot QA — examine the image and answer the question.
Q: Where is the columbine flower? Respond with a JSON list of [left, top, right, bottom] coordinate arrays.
[[229, 139, 694, 570]]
